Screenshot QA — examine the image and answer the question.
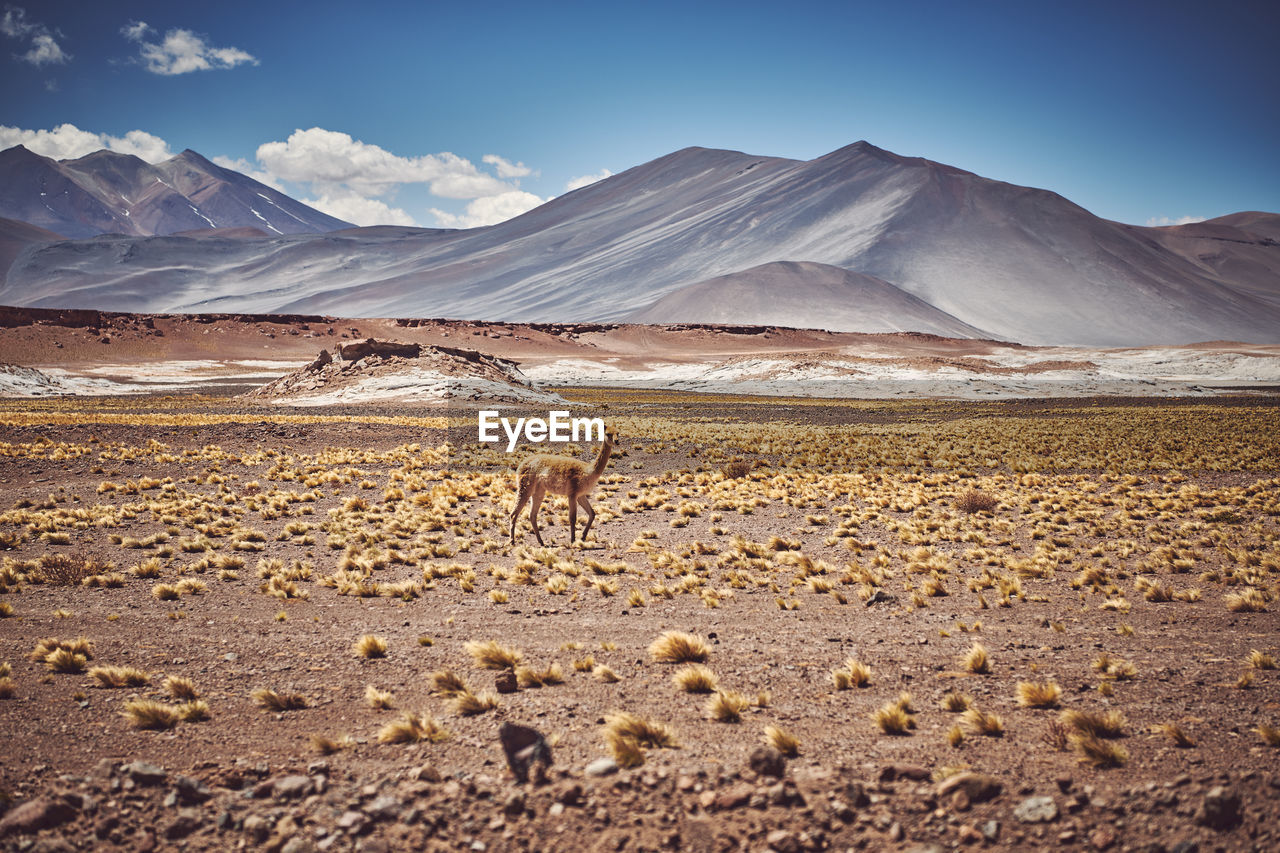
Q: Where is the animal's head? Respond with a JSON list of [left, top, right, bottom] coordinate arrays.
[[603, 424, 619, 445]]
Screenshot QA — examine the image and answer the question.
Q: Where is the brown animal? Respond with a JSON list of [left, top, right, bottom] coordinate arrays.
[[509, 426, 617, 545]]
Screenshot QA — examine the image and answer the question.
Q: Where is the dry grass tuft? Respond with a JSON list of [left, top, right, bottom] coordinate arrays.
[[648, 631, 710, 664], [122, 698, 179, 730], [873, 702, 915, 735], [45, 647, 88, 673], [941, 691, 973, 712], [453, 689, 500, 716], [764, 725, 800, 757], [1247, 649, 1276, 670], [962, 707, 1005, 737], [593, 664, 620, 683], [164, 675, 198, 701], [705, 689, 750, 723], [353, 635, 388, 659], [1225, 589, 1268, 612], [1061, 708, 1125, 739], [603, 711, 681, 749], [672, 664, 719, 694], [253, 688, 307, 712], [365, 685, 395, 710], [1016, 680, 1062, 709], [89, 665, 150, 688], [1070, 732, 1129, 767], [955, 489, 999, 515], [378, 711, 450, 744], [1256, 725, 1280, 747], [1157, 722, 1196, 748], [430, 670, 469, 698], [961, 642, 990, 674], [178, 699, 210, 722], [311, 734, 356, 755], [465, 639, 524, 670]]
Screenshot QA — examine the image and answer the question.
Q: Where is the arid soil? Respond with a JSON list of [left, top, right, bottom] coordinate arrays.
[[1, 391, 1279, 852]]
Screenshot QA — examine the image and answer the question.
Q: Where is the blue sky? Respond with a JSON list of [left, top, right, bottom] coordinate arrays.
[[2, 0, 1277, 228]]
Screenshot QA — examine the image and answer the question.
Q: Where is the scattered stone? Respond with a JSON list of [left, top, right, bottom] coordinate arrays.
[[174, 775, 212, 804], [242, 814, 272, 843], [765, 828, 801, 853], [364, 795, 402, 821], [585, 758, 619, 777], [1014, 795, 1059, 823], [495, 671, 518, 694], [273, 775, 314, 800], [503, 792, 525, 817], [499, 722, 552, 784], [336, 811, 368, 835], [713, 784, 754, 811], [124, 761, 167, 786], [1195, 786, 1242, 831], [981, 820, 1001, 842], [162, 809, 202, 840], [748, 746, 787, 779], [880, 763, 930, 782], [0, 797, 78, 838], [409, 765, 442, 783], [888, 821, 904, 841], [937, 772, 1003, 804]]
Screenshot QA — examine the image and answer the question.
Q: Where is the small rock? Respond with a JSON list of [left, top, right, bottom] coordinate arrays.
[[336, 811, 368, 835], [274, 775, 314, 800], [409, 764, 441, 783], [748, 746, 787, 779], [958, 824, 983, 844], [499, 722, 552, 784], [281, 837, 313, 853], [495, 671, 518, 694], [124, 761, 167, 786], [503, 792, 525, 817], [585, 758, 619, 777], [364, 795, 402, 821], [162, 809, 202, 840], [0, 797, 78, 838], [1089, 826, 1116, 850], [765, 829, 801, 853], [981, 820, 1000, 842], [175, 775, 212, 804], [548, 802, 565, 818], [937, 772, 1003, 804], [243, 814, 272, 843], [880, 763, 930, 782], [713, 784, 754, 811], [1195, 786, 1242, 830], [1014, 795, 1059, 823], [888, 821, 904, 841]]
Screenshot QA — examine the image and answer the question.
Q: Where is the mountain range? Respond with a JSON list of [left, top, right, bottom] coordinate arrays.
[[0, 141, 1276, 346], [0, 145, 350, 239]]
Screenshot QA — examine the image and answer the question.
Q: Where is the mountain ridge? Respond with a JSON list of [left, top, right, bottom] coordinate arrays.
[[0, 145, 351, 240], [0, 141, 1277, 346]]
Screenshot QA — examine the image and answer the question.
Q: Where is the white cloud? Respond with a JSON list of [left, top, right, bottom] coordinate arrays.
[[483, 154, 533, 179], [303, 191, 417, 228], [2, 7, 69, 66], [565, 168, 613, 191], [247, 127, 547, 227], [429, 191, 546, 229], [1146, 215, 1206, 227], [255, 128, 510, 199], [122, 21, 257, 75], [211, 155, 285, 192], [0, 123, 174, 162]]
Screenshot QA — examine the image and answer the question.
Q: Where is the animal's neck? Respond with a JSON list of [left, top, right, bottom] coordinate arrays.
[[590, 438, 614, 481]]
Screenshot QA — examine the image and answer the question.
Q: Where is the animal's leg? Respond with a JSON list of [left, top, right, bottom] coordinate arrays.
[[568, 497, 578, 545], [577, 495, 596, 542], [509, 476, 532, 544], [528, 487, 546, 547]]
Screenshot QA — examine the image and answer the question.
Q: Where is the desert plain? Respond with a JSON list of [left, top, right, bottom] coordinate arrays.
[[0, 310, 1278, 853]]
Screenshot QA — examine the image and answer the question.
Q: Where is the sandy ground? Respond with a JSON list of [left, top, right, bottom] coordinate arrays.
[[0, 392, 1278, 851]]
